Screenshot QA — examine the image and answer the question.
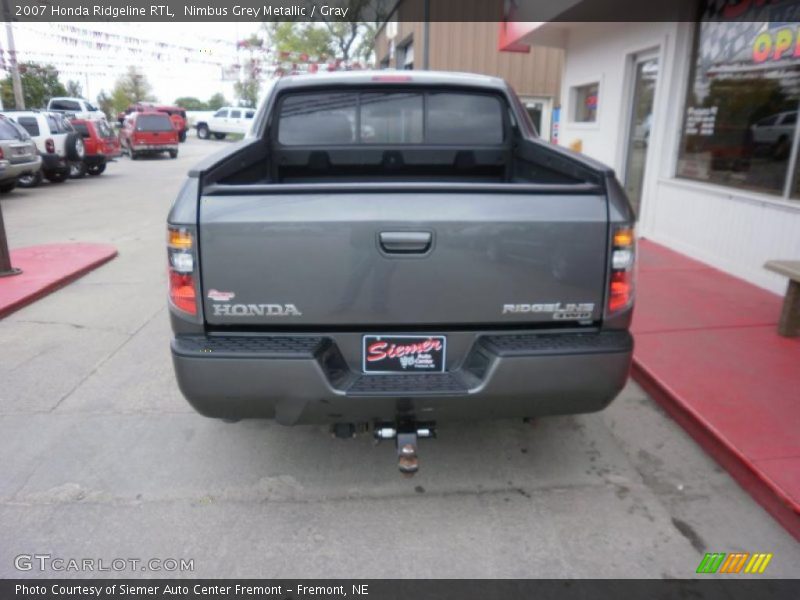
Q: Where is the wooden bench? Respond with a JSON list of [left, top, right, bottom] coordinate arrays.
[[764, 260, 800, 337]]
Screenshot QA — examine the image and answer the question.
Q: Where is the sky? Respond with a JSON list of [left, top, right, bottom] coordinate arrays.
[[5, 22, 264, 105]]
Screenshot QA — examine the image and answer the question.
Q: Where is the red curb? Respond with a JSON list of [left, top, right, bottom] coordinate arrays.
[[0, 243, 118, 319], [631, 360, 800, 541]]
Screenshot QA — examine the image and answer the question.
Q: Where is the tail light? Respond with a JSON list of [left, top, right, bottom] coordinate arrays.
[[608, 226, 636, 313], [167, 227, 197, 315], [0, 147, 4, 160], [45, 138, 55, 153]]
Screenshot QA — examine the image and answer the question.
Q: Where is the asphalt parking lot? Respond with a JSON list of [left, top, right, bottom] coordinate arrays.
[[1, 136, 798, 579]]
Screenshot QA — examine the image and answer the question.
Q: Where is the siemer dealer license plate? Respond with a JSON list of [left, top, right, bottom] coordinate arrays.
[[362, 335, 446, 374]]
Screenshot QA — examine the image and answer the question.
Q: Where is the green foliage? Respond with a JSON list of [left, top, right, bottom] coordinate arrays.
[[65, 80, 83, 97], [266, 22, 333, 58], [108, 67, 155, 114], [233, 79, 259, 108], [95, 90, 114, 119], [207, 93, 227, 111], [0, 62, 67, 109], [173, 96, 208, 110]]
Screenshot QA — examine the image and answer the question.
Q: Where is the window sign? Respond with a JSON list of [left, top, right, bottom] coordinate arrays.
[[677, 1, 800, 198]]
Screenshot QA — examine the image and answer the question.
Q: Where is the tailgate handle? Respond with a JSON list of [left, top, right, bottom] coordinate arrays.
[[379, 231, 432, 254]]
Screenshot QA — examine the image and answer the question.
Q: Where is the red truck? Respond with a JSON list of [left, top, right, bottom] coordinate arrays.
[[119, 112, 179, 159], [68, 118, 121, 177], [117, 103, 188, 142]]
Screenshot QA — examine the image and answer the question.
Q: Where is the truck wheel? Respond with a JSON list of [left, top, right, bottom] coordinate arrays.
[[87, 163, 106, 176], [17, 170, 43, 188], [45, 170, 69, 183], [213, 133, 226, 140], [69, 162, 87, 179], [0, 181, 16, 193], [169, 150, 178, 159], [197, 124, 210, 139], [65, 133, 85, 161], [178, 130, 187, 143]]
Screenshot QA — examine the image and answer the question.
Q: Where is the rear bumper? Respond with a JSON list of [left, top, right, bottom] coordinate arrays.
[[171, 330, 633, 424], [132, 143, 177, 151], [0, 155, 41, 181], [40, 153, 67, 171]]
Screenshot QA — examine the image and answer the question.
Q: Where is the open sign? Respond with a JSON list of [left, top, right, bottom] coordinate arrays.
[[752, 27, 800, 63]]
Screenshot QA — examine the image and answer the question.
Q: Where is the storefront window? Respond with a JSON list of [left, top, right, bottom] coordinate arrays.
[[677, 5, 800, 199]]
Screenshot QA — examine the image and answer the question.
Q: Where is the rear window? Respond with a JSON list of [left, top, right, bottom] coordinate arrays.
[[96, 120, 114, 138], [73, 123, 90, 138], [17, 116, 40, 137], [0, 118, 24, 140], [136, 115, 173, 131], [277, 90, 504, 146]]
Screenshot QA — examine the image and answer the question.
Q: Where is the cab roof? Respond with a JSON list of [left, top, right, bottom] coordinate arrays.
[[274, 70, 508, 92]]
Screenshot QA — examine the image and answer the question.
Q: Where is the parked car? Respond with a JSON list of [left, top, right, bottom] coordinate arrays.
[[2, 110, 85, 186], [68, 118, 121, 178], [119, 111, 179, 159], [47, 97, 106, 120], [0, 115, 41, 193], [194, 106, 256, 139], [168, 71, 637, 474], [750, 111, 796, 159], [117, 103, 188, 142]]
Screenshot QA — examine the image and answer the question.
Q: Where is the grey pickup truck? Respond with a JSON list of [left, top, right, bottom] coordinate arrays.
[[168, 71, 636, 473]]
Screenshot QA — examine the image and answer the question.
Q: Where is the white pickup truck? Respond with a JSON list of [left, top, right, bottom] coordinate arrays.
[[194, 107, 256, 140]]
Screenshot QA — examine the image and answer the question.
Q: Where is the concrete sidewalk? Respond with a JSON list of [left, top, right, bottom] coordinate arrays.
[[632, 240, 800, 540], [0, 243, 117, 319]]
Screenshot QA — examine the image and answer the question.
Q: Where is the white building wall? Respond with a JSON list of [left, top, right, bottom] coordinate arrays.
[[557, 22, 800, 295]]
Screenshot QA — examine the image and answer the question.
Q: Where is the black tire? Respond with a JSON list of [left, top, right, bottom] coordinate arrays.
[[131, 151, 139, 161], [17, 170, 43, 188], [196, 124, 209, 140], [44, 170, 69, 183], [0, 181, 16, 193], [213, 132, 226, 140], [169, 149, 178, 159], [65, 133, 85, 161], [87, 163, 106, 176], [69, 162, 87, 179], [178, 130, 187, 143]]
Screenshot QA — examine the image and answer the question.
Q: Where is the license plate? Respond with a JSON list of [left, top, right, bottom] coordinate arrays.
[[13, 147, 29, 156], [362, 335, 446, 374]]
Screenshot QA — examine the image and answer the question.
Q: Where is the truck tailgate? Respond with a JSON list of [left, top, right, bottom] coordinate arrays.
[[198, 189, 608, 326]]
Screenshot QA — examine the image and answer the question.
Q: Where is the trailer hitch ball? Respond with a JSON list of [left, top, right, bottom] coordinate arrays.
[[398, 442, 419, 477]]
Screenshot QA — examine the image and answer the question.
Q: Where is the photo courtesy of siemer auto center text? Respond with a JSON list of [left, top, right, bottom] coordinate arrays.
[[0, 0, 798, 598]]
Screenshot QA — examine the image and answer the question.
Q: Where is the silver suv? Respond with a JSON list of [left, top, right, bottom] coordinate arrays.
[[0, 115, 41, 194]]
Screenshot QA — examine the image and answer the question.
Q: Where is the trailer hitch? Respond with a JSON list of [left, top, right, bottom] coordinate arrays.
[[374, 421, 436, 476]]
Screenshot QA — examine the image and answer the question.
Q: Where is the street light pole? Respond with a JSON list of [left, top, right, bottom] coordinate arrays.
[[2, 0, 25, 109]]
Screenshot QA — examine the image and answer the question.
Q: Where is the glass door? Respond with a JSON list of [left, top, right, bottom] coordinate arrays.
[[623, 55, 659, 215]]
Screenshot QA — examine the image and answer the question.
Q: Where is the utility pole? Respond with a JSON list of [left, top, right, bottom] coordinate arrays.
[[0, 202, 21, 276], [0, 0, 21, 275], [2, 0, 24, 109]]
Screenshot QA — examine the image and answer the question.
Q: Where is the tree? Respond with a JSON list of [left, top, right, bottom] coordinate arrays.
[[65, 80, 83, 97], [108, 67, 155, 113], [321, 0, 391, 63], [265, 22, 333, 58], [96, 90, 114, 119], [207, 93, 227, 111], [234, 80, 259, 108], [233, 33, 263, 108], [0, 62, 67, 109], [174, 96, 207, 110]]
